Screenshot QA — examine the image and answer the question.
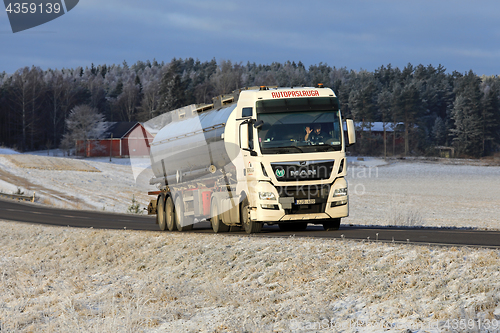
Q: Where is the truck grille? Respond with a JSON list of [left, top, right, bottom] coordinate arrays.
[[271, 160, 334, 181], [276, 184, 331, 200], [276, 184, 330, 215]]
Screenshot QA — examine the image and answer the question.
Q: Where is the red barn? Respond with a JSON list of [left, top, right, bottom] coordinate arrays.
[[77, 122, 154, 158]]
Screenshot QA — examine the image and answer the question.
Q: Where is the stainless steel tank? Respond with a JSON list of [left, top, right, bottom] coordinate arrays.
[[150, 104, 236, 185]]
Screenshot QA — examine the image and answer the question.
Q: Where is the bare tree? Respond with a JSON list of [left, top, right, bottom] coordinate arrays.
[[210, 60, 242, 95], [116, 74, 140, 121], [28, 67, 45, 150], [45, 69, 65, 145], [9, 67, 30, 151], [60, 105, 109, 157], [137, 66, 161, 120], [60, 70, 85, 132], [377, 89, 393, 158]]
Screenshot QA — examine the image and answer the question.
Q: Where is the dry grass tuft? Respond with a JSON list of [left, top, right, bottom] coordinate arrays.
[[389, 196, 424, 227], [5, 155, 100, 172]]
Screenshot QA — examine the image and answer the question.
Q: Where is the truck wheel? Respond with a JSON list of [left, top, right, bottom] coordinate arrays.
[[174, 196, 193, 231], [241, 197, 262, 234], [279, 222, 308, 231], [157, 194, 167, 231], [165, 196, 176, 231], [323, 218, 341, 231], [210, 200, 229, 233]]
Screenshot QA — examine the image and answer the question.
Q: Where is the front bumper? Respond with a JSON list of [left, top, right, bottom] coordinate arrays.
[[250, 178, 349, 222]]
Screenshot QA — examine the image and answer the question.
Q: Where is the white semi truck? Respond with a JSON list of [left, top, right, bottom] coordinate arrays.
[[147, 85, 356, 233]]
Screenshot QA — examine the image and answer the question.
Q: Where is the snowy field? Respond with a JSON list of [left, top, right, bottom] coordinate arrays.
[[0, 148, 155, 213], [1, 221, 500, 332], [344, 157, 500, 230], [1, 148, 500, 332]]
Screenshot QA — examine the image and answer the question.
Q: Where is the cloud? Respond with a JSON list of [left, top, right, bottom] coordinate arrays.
[[163, 12, 225, 32], [1, 0, 500, 75]]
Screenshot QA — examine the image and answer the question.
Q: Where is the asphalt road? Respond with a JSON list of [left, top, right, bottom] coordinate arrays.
[[0, 197, 158, 230], [1, 198, 500, 248]]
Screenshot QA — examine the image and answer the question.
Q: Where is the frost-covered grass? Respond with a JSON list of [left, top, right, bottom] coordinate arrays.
[[1, 220, 500, 333], [345, 160, 500, 230], [5, 154, 100, 172], [1, 153, 499, 331], [388, 195, 424, 227]]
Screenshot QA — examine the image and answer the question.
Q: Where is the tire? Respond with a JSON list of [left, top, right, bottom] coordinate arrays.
[[279, 222, 308, 231], [323, 218, 341, 231], [156, 194, 167, 231], [241, 197, 262, 234], [210, 200, 229, 233], [165, 196, 176, 231], [174, 196, 193, 231]]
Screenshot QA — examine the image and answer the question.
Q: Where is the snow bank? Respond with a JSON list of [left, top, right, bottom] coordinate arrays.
[[0, 147, 19, 155]]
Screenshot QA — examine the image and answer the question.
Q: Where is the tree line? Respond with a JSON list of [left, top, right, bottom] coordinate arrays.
[[0, 59, 499, 157]]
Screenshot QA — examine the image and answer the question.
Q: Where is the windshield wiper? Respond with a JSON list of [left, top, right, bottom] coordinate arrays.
[[315, 145, 341, 152], [276, 146, 304, 153]]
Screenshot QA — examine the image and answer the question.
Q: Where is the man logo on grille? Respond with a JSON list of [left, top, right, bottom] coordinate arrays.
[[275, 169, 285, 178]]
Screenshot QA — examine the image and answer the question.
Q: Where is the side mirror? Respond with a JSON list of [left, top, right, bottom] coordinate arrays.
[[346, 119, 356, 146], [254, 119, 264, 129], [240, 122, 249, 149]]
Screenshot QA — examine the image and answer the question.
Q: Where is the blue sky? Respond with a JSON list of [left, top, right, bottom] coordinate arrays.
[[1, 0, 500, 75]]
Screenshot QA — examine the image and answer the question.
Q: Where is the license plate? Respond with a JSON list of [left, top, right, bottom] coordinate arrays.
[[296, 199, 315, 205]]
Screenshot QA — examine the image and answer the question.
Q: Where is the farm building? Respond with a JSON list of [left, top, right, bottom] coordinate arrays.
[[348, 122, 406, 155], [76, 122, 154, 158], [355, 122, 403, 135]]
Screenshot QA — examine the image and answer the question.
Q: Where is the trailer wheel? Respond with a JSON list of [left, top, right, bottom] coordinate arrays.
[[241, 197, 262, 234], [157, 194, 167, 231], [174, 196, 193, 231], [165, 196, 176, 231], [211, 200, 229, 233], [323, 218, 341, 231]]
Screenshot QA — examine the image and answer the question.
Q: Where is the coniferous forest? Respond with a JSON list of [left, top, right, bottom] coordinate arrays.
[[0, 58, 499, 157]]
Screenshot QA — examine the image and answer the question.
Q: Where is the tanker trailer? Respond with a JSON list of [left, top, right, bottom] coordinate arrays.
[[147, 86, 356, 233]]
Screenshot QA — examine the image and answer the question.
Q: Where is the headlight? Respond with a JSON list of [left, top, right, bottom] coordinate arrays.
[[333, 188, 348, 197], [259, 192, 276, 200]]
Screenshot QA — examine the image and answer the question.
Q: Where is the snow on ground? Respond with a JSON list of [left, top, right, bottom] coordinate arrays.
[[1, 151, 500, 331], [0, 147, 20, 155], [1, 220, 499, 332], [0, 152, 155, 212], [344, 158, 500, 230]]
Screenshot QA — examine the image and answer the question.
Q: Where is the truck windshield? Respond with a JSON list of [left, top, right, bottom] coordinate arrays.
[[256, 97, 342, 154]]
